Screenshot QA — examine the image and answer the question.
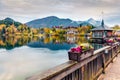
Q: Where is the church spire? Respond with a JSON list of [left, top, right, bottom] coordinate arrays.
[[101, 19, 104, 27], [101, 12, 104, 28]]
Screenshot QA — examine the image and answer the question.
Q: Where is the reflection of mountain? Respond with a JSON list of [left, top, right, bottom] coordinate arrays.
[[27, 41, 76, 50]]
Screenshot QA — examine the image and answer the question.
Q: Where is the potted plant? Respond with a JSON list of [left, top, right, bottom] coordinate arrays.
[[68, 43, 94, 62], [106, 38, 115, 46]]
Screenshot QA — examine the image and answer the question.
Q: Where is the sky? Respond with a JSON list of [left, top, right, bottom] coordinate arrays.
[[0, 0, 120, 26]]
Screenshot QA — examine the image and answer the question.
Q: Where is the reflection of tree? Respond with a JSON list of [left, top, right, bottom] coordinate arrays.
[[32, 36, 39, 42], [44, 37, 50, 44], [5, 36, 17, 46], [0, 35, 91, 50], [77, 37, 88, 43], [17, 36, 30, 46], [39, 36, 89, 45], [0, 40, 5, 46], [51, 36, 66, 44], [0, 36, 39, 50]]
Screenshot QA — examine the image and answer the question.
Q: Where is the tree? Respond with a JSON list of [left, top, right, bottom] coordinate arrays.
[[44, 28, 50, 33], [60, 26, 63, 29], [79, 24, 82, 27], [52, 27, 56, 32], [28, 27, 31, 33], [112, 25, 120, 30], [1, 27, 6, 34], [17, 24, 30, 33]]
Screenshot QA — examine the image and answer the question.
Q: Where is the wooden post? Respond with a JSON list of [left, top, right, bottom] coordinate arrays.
[[111, 47, 114, 63], [115, 46, 118, 57], [102, 53, 105, 74], [81, 66, 84, 80]]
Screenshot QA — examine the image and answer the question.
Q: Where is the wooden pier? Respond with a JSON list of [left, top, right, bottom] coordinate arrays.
[[27, 42, 120, 80], [98, 54, 120, 80]]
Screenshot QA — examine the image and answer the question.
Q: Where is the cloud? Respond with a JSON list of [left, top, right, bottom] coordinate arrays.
[[105, 12, 120, 26], [0, 0, 120, 25]]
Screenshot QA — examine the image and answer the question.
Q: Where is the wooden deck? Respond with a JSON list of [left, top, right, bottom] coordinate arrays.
[[98, 54, 120, 80]]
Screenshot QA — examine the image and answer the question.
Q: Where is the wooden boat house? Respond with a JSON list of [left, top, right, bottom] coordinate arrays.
[[92, 19, 113, 39]]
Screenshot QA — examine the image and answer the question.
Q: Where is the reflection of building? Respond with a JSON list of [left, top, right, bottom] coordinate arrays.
[[67, 36, 76, 43], [92, 19, 113, 39]]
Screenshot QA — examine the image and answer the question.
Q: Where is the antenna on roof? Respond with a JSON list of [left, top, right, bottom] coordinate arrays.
[[102, 11, 104, 19]]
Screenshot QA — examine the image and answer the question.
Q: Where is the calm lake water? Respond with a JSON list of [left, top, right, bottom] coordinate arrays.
[[0, 36, 104, 80]]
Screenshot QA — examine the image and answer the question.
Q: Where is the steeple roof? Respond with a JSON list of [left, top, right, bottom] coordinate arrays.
[[101, 19, 104, 28], [92, 19, 112, 31]]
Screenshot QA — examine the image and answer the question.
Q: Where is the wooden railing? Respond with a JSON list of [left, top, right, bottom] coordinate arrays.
[[27, 42, 120, 80]]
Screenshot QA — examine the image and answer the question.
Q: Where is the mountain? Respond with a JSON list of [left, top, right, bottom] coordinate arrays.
[[78, 18, 101, 27], [26, 16, 79, 28], [87, 18, 101, 27], [26, 16, 102, 28], [0, 17, 102, 28], [0, 17, 22, 27]]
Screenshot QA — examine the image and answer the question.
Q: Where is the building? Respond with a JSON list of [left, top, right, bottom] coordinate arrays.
[[92, 19, 113, 39], [114, 30, 120, 36], [65, 27, 79, 35]]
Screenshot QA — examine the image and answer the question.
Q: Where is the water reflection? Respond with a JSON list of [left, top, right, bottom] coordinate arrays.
[[0, 36, 38, 50], [0, 36, 107, 80], [0, 36, 89, 50]]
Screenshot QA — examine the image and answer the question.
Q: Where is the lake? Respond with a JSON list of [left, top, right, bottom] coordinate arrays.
[[0, 36, 104, 80]]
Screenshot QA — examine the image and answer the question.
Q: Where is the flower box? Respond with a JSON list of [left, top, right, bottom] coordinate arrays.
[[106, 38, 115, 46], [106, 38, 115, 43], [116, 38, 120, 42], [68, 49, 94, 62]]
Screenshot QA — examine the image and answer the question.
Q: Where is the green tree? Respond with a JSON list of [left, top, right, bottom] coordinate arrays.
[[1, 27, 6, 34]]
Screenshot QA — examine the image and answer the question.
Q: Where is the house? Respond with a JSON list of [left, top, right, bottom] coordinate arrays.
[[114, 30, 120, 36], [92, 19, 113, 39], [65, 27, 79, 35]]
